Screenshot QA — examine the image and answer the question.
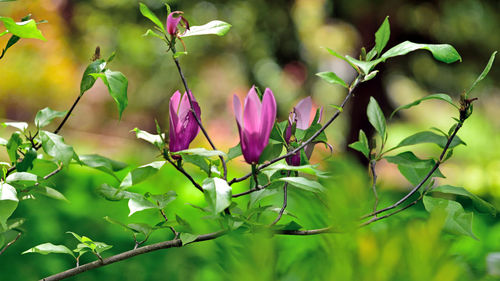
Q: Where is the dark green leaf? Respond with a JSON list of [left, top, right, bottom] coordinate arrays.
[[259, 140, 283, 164], [227, 144, 242, 161], [40, 131, 76, 167], [431, 185, 496, 216], [367, 97, 386, 141], [316, 71, 348, 88], [423, 196, 476, 239], [385, 151, 445, 186], [80, 154, 127, 180], [35, 107, 67, 128], [80, 59, 106, 95], [22, 243, 74, 257], [181, 20, 231, 37], [17, 148, 36, 172], [139, 3, 165, 33], [466, 51, 497, 96], [390, 131, 465, 150], [373, 16, 390, 58], [202, 178, 232, 214], [390, 93, 457, 118], [6, 132, 22, 162], [90, 70, 128, 119]]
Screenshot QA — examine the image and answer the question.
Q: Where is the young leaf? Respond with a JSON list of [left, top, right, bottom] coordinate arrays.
[[390, 131, 465, 151], [348, 130, 370, 158], [0, 183, 18, 229], [345, 55, 379, 74], [182, 154, 210, 175], [180, 233, 198, 245], [139, 3, 165, 33], [381, 41, 462, 64], [35, 107, 67, 128], [17, 148, 36, 172], [0, 17, 45, 40], [465, 51, 497, 97], [132, 128, 164, 149], [145, 191, 177, 209], [172, 148, 227, 159], [324, 47, 358, 70], [277, 177, 326, 193], [260, 162, 328, 179], [32, 185, 68, 202], [259, 140, 283, 164], [119, 161, 165, 190], [202, 178, 232, 214], [373, 16, 390, 59], [90, 70, 128, 119], [128, 196, 158, 216], [3, 122, 28, 131], [22, 243, 75, 257], [181, 20, 232, 37], [80, 59, 106, 95], [316, 71, 348, 88], [40, 131, 77, 167], [227, 143, 242, 160], [390, 93, 457, 118], [367, 97, 386, 141], [143, 29, 164, 40], [423, 196, 477, 239], [431, 185, 496, 216], [6, 172, 38, 185], [6, 132, 22, 162]]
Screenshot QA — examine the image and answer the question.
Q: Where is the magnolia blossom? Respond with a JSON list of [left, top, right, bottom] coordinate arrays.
[[285, 96, 321, 166], [166, 11, 188, 35], [169, 91, 201, 157], [233, 86, 277, 164]]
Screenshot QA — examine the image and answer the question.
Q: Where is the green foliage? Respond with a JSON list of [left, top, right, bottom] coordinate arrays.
[[34, 107, 66, 128], [316, 71, 348, 88], [139, 3, 165, 34], [22, 243, 74, 257], [466, 51, 497, 97], [423, 196, 476, 239], [367, 97, 387, 144], [79, 154, 127, 181], [0, 183, 18, 229], [132, 128, 164, 150], [348, 130, 370, 159], [90, 70, 128, 119], [389, 131, 465, 151], [385, 151, 444, 186], [430, 185, 496, 216], [390, 93, 457, 118], [39, 131, 78, 167], [202, 178, 232, 215], [0, 16, 45, 40], [119, 161, 165, 190], [80, 59, 106, 95], [276, 177, 325, 193]]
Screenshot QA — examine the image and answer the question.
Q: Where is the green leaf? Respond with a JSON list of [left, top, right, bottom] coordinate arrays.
[[259, 140, 283, 164], [324, 47, 358, 70], [181, 20, 231, 37], [6, 132, 22, 162], [173, 51, 188, 58], [32, 185, 68, 201], [182, 154, 210, 175], [423, 196, 476, 239], [0, 17, 45, 40], [363, 70, 379, 81], [179, 233, 198, 245], [40, 131, 76, 167], [80, 154, 127, 180], [6, 172, 37, 185], [80, 59, 106, 95], [139, 3, 165, 33], [277, 177, 326, 193], [431, 185, 496, 216], [202, 178, 232, 214], [0, 34, 20, 59], [348, 130, 370, 159], [0, 183, 18, 229], [385, 151, 445, 186], [390, 93, 457, 118], [373, 16, 390, 59], [96, 184, 142, 201], [172, 148, 227, 159], [35, 107, 67, 128], [3, 122, 28, 131], [279, 221, 303, 231], [227, 144, 242, 161], [90, 70, 128, 119], [316, 71, 348, 88], [466, 51, 497, 97], [132, 128, 164, 149], [381, 41, 462, 64], [260, 162, 328, 179], [119, 161, 165, 190], [128, 196, 158, 216], [345, 55, 379, 74], [145, 191, 177, 209], [94, 241, 112, 254], [22, 243, 74, 257], [17, 148, 36, 172], [367, 97, 386, 141], [390, 131, 465, 151], [143, 29, 164, 40]]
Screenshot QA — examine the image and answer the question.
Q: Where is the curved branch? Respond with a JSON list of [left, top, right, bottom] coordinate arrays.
[[229, 75, 363, 186]]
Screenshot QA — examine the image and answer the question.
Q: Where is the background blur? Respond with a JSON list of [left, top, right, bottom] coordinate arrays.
[[1, 0, 499, 280]]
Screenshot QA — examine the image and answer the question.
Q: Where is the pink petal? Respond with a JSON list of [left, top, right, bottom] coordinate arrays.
[[178, 91, 192, 123], [166, 12, 182, 35], [259, 88, 277, 145], [243, 86, 262, 135], [294, 96, 312, 130], [232, 94, 243, 128], [169, 91, 181, 151]]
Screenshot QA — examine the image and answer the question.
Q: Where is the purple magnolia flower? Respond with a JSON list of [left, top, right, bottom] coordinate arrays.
[[166, 11, 189, 35], [169, 91, 201, 157], [285, 96, 322, 166], [233, 86, 277, 164]]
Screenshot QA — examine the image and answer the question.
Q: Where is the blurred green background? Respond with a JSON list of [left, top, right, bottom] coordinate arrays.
[[1, 0, 499, 280]]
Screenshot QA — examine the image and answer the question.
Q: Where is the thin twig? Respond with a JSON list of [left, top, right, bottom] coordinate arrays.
[[270, 171, 292, 226], [164, 155, 203, 192], [232, 182, 271, 198], [228, 75, 363, 186], [0, 232, 22, 255], [170, 45, 228, 180]]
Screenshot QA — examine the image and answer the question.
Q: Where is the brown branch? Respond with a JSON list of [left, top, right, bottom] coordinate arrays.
[[270, 171, 292, 226], [232, 182, 271, 198], [369, 160, 379, 215], [170, 45, 228, 180], [0, 232, 21, 255], [229, 75, 363, 186], [164, 155, 203, 192]]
